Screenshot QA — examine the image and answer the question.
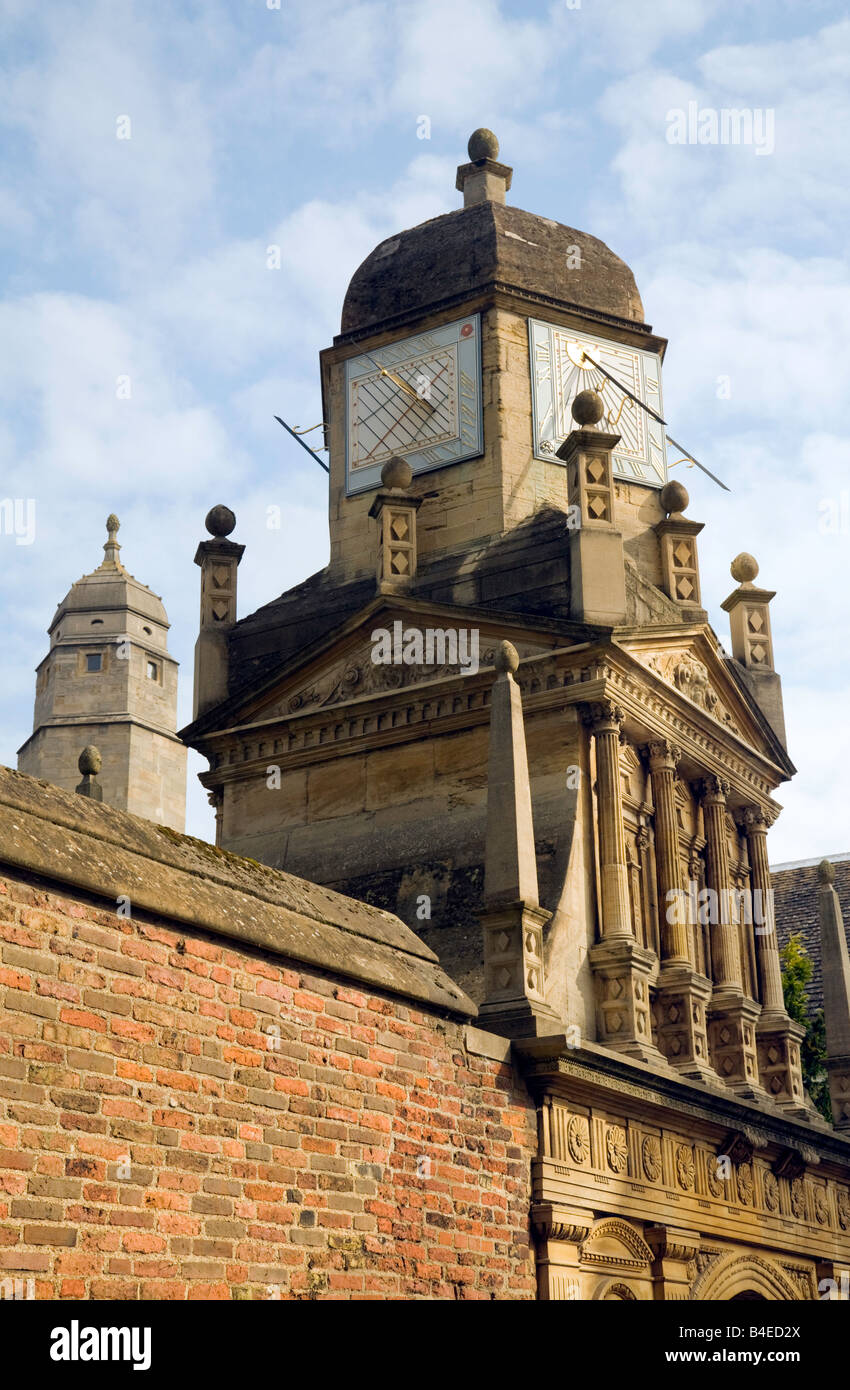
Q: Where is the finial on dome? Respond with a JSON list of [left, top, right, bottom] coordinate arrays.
[[571, 389, 604, 428], [205, 505, 236, 538], [100, 513, 123, 570], [730, 552, 759, 585], [456, 128, 512, 208]]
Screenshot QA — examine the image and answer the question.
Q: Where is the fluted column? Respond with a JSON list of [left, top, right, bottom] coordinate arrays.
[[700, 777, 740, 988], [647, 742, 713, 1081], [585, 701, 632, 938], [700, 777, 763, 1096], [584, 702, 661, 1064], [648, 740, 688, 963], [741, 808, 783, 1012]]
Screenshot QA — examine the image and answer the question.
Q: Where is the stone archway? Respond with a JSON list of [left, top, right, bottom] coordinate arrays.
[[691, 1253, 805, 1301]]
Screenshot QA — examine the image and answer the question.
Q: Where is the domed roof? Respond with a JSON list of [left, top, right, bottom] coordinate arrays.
[[341, 134, 645, 335], [50, 515, 168, 631]]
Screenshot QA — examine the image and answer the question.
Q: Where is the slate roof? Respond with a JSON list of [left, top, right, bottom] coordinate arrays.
[[773, 854, 850, 1015]]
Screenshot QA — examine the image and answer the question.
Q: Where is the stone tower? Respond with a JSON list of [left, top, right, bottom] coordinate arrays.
[[17, 514, 186, 830]]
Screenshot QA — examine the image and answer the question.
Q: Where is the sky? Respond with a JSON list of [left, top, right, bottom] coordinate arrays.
[[0, 0, 847, 863]]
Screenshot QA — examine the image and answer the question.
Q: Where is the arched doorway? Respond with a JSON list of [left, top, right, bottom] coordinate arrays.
[[691, 1254, 804, 1301]]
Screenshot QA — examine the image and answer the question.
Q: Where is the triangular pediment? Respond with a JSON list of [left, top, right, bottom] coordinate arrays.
[[227, 597, 576, 728], [619, 630, 792, 772]]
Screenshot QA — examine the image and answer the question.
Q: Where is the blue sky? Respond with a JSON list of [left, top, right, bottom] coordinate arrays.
[[0, 0, 848, 860]]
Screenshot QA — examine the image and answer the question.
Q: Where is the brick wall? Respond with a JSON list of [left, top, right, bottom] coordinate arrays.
[[0, 868, 537, 1300]]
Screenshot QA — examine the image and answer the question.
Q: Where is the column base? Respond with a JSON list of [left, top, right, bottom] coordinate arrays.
[[590, 936, 664, 1065], [708, 989, 765, 1098], [654, 964, 716, 1084]]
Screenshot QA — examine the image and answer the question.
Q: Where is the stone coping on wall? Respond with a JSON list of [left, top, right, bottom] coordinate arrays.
[[0, 765, 475, 1018]]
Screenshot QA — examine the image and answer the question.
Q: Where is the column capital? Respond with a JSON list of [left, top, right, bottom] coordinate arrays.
[[580, 699, 624, 734], [698, 775, 730, 805], [645, 738, 682, 771], [740, 803, 779, 832]]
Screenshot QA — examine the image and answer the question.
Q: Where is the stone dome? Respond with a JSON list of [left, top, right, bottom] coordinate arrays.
[[341, 200, 645, 335], [51, 569, 169, 629]]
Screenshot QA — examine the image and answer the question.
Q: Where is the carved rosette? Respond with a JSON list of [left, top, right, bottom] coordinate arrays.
[[790, 1178, 807, 1219], [567, 1114, 590, 1166], [737, 1162, 754, 1207], [814, 1187, 830, 1227], [763, 1170, 780, 1213], [675, 1144, 695, 1192], [606, 1125, 629, 1174], [642, 1135, 662, 1183], [706, 1160, 724, 1198]]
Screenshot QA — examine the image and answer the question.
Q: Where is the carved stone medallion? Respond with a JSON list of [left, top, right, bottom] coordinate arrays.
[[790, 1178, 806, 1219], [641, 1135, 662, 1183], [814, 1187, 830, 1227], [763, 1169, 779, 1213], [567, 1114, 590, 1166], [606, 1125, 629, 1174], [675, 1144, 695, 1191], [737, 1162, 754, 1207]]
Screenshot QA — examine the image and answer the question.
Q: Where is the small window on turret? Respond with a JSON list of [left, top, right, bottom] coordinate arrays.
[[146, 660, 158, 681], [86, 653, 102, 672]]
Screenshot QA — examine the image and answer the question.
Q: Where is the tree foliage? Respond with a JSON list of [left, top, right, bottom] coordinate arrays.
[[780, 933, 831, 1122]]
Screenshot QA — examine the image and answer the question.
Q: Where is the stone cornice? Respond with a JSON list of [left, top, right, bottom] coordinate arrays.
[[198, 644, 787, 815]]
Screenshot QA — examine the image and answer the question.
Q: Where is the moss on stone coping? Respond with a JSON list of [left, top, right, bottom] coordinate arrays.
[[0, 765, 474, 1018]]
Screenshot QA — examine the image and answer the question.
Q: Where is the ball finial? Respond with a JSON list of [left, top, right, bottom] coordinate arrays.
[[494, 639, 519, 674], [730, 552, 759, 584], [381, 456, 412, 490], [571, 389, 604, 427], [205, 505, 236, 538], [78, 745, 102, 776], [659, 480, 689, 516], [818, 858, 836, 885], [468, 128, 499, 162]]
